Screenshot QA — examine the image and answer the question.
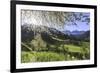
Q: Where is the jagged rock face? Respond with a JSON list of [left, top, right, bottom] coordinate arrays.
[[21, 24, 69, 42], [21, 24, 90, 46], [21, 24, 66, 51], [21, 24, 35, 42]]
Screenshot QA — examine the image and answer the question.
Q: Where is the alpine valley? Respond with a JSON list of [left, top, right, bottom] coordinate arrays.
[[21, 24, 90, 63]]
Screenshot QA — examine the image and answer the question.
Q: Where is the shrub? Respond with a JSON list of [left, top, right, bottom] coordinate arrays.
[[21, 52, 36, 63], [21, 51, 66, 63], [34, 52, 66, 62]]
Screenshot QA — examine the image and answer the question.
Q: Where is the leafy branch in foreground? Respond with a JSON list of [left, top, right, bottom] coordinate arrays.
[[22, 10, 90, 29]]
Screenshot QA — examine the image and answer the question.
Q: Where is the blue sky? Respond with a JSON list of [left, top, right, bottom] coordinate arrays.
[[63, 21, 90, 32], [22, 10, 90, 32], [63, 13, 90, 32]]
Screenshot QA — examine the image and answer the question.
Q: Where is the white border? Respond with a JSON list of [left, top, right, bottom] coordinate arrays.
[[16, 5, 94, 69]]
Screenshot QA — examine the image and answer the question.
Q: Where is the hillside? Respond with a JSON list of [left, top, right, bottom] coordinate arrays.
[[21, 24, 90, 63]]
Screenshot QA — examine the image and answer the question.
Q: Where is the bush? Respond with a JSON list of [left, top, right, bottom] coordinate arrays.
[[34, 52, 66, 62], [21, 51, 66, 63], [21, 52, 36, 63]]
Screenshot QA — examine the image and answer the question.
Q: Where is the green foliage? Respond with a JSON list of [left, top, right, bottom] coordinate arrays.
[[21, 41, 90, 62], [80, 42, 90, 59], [21, 10, 90, 63], [65, 45, 82, 53], [34, 52, 66, 62], [21, 28, 90, 63], [21, 52, 36, 63], [21, 51, 66, 62]]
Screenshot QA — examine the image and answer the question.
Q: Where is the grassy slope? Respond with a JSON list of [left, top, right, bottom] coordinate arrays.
[[21, 51, 66, 63], [21, 42, 90, 63], [66, 45, 82, 53]]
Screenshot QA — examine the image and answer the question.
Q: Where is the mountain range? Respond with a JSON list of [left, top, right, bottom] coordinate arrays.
[[62, 30, 89, 36], [21, 24, 90, 43]]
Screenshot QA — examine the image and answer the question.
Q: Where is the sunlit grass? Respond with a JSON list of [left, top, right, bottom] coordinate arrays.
[[65, 45, 82, 53], [21, 51, 66, 63], [21, 42, 90, 63]]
